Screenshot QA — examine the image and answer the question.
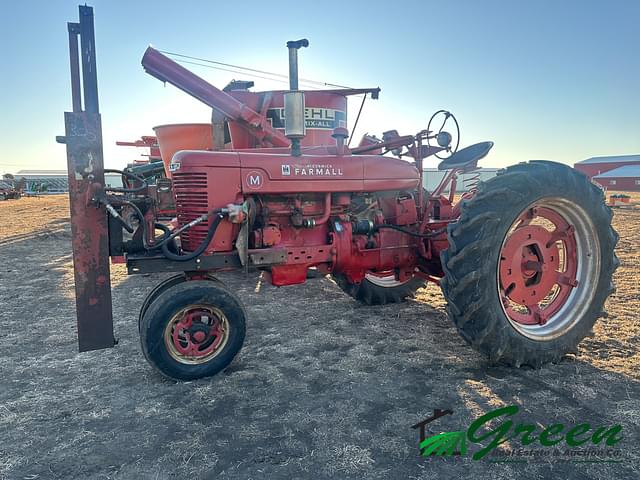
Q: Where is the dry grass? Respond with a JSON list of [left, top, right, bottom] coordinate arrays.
[[578, 191, 640, 378], [0, 193, 639, 479], [0, 195, 69, 245]]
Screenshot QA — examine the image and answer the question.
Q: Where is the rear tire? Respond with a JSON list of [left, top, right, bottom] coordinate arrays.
[[333, 272, 425, 305], [140, 280, 246, 380], [440, 161, 618, 367]]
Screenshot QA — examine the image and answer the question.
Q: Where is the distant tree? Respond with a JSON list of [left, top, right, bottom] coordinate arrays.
[[16, 177, 26, 192], [3, 173, 14, 180]]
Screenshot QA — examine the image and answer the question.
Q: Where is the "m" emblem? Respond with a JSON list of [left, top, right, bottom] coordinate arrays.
[[245, 171, 263, 190]]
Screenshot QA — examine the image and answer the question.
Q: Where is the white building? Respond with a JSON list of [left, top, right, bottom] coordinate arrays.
[[12, 170, 123, 193]]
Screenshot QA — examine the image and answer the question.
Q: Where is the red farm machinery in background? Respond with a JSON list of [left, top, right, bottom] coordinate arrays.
[[59, 6, 618, 380]]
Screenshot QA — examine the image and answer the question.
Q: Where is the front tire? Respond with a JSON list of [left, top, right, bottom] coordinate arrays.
[[140, 280, 246, 380], [138, 274, 221, 332], [440, 161, 618, 367]]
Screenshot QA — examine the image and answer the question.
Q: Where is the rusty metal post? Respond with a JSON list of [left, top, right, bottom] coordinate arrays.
[[58, 5, 115, 351], [67, 22, 82, 112]]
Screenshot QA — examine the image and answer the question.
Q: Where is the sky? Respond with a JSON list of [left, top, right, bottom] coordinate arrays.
[[0, 0, 638, 174]]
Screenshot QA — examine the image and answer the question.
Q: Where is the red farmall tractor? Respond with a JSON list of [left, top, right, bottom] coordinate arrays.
[[60, 6, 617, 380]]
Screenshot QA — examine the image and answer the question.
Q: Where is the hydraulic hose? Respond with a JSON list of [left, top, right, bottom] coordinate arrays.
[[120, 200, 183, 251], [152, 222, 177, 253], [161, 211, 225, 262], [104, 168, 148, 193], [120, 199, 223, 259], [120, 200, 154, 249], [376, 224, 448, 238]]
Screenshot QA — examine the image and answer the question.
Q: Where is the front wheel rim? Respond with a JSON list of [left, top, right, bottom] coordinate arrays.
[[497, 198, 601, 341], [163, 304, 230, 364]]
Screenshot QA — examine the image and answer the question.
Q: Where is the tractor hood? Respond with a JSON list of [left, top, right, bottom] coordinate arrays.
[[171, 150, 421, 194]]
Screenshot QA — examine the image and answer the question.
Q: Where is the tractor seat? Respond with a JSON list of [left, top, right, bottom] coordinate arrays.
[[437, 141, 494, 171]]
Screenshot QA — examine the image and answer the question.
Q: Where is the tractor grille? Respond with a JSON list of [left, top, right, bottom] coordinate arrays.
[[172, 172, 209, 252]]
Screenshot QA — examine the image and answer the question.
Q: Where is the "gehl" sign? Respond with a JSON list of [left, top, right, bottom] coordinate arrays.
[[267, 107, 346, 130]]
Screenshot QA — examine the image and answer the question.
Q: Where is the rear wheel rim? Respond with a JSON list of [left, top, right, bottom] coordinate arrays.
[[163, 304, 230, 364], [497, 198, 601, 340]]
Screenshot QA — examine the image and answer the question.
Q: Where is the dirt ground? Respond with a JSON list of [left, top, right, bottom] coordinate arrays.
[[1, 193, 639, 479]]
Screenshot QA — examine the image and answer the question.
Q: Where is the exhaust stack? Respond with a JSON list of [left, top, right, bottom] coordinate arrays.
[[284, 39, 309, 156]]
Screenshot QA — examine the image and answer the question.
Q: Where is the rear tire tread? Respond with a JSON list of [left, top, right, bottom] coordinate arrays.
[[440, 161, 618, 367], [333, 274, 425, 306]]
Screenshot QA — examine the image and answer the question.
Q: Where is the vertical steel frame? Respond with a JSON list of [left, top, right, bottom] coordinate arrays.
[[59, 5, 115, 351]]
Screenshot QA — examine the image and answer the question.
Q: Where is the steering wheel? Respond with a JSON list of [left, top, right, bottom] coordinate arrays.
[[426, 110, 460, 159]]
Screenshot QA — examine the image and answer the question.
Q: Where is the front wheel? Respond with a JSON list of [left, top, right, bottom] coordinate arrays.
[[440, 161, 618, 367], [140, 280, 246, 380], [138, 273, 222, 332]]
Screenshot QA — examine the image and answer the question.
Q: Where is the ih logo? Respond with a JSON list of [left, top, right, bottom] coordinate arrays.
[[281, 165, 291, 176], [245, 171, 263, 190]]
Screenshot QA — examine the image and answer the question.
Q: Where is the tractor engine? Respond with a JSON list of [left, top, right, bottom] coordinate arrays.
[[171, 150, 423, 286]]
